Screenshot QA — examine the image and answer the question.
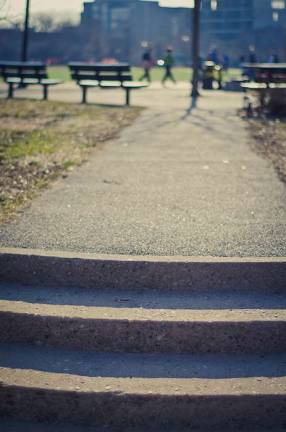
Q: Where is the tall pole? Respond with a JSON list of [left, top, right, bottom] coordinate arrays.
[[21, 0, 31, 62], [191, 0, 201, 97]]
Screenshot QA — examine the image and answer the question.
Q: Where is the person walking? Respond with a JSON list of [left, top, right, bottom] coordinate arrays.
[[162, 48, 176, 85], [139, 48, 153, 83]]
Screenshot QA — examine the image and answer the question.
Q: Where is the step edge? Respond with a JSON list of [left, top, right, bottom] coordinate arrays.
[[1, 247, 286, 263], [1, 302, 286, 322], [1, 367, 286, 396]]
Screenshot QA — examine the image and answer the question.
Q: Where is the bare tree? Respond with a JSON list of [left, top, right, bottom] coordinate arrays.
[[0, 0, 10, 21], [31, 12, 76, 32], [0, 0, 8, 11], [0, 0, 23, 27], [31, 13, 56, 32]]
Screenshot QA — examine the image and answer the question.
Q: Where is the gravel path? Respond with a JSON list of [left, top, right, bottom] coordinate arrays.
[[0, 86, 285, 256]]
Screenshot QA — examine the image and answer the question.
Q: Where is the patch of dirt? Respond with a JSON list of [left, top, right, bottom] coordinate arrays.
[[247, 118, 286, 184], [0, 100, 142, 223]]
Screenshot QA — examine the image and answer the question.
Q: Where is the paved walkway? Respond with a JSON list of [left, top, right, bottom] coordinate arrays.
[[0, 84, 286, 256]]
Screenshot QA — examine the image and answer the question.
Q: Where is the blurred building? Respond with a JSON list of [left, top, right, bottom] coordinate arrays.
[[1, 0, 285, 64], [254, 0, 286, 29], [201, 0, 253, 43], [80, 0, 192, 63], [201, 0, 286, 60]]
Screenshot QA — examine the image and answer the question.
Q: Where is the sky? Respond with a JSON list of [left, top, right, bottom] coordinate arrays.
[[3, 0, 193, 21]]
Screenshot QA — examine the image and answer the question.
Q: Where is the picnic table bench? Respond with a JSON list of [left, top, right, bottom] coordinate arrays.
[[0, 61, 62, 100], [241, 63, 286, 113], [242, 63, 286, 84], [69, 63, 148, 106]]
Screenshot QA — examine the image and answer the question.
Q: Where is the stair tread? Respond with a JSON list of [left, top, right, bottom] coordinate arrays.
[[1, 366, 286, 395], [1, 298, 286, 322], [1, 420, 284, 432], [1, 254, 286, 431], [1, 343, 286, 380], [1, 283, 286, 310], [0, 421, 100, 432]]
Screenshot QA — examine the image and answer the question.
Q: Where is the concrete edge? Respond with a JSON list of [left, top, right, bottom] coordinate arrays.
[[0, 247, 286, 291], [1, 247, 286, 263], [1, 367, 286, 395], [1, 308, 286, 353], [0, 369, 286, 429]]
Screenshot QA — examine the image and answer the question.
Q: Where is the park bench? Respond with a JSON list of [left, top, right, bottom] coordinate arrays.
[[0, 61, 62, 100], [241, 63, 286, 114], [69, 63, 148, 106]]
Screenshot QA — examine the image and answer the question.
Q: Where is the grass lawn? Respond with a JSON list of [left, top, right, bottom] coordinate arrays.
[[0, 99, 141, 223], [48, 65, 192, 82], [48, 65, 242, 83]]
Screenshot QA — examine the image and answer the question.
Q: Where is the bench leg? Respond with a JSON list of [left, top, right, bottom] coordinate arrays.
[[8, 83, 14, 99], [125, 88, 130, 106], [43, 85, 49, 101], [81, 86, 88, 104], [260, 90, 266, 109]]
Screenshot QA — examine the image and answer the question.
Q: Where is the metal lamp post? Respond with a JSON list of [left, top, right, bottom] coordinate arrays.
[[21, 0, 31, 62], [191, 0, 201, 97]]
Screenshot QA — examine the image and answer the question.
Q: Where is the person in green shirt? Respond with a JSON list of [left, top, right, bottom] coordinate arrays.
[[162, 48, 176, 85]]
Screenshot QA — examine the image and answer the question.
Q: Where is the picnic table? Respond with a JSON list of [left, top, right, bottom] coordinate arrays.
[[242, 63, 286, 84], [241, 63, 286, 114], [0, 61, 62, 100], [69, 63, 148, 106]]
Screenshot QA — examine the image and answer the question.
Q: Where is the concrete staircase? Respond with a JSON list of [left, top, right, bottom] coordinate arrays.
[[0, 248, 286, 431]]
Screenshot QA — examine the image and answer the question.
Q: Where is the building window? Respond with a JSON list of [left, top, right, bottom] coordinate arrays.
[[211, 0, 218, 11], [273, 11, 279, 21], [272, 1, 285, 9]]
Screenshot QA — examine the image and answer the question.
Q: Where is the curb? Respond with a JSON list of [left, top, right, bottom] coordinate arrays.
[[1, 247, 286, 291], [1, 309, 286, 354], [1, 368, 286, 430]]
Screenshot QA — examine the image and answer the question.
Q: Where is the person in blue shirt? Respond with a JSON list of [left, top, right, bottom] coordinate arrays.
[[139, 48, 154, 83]]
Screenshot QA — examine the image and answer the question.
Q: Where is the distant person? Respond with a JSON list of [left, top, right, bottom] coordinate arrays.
[[208, 47, 219, 65], [139, 48, 154, 83], [249, 48, 257, 64], [274, 54, 280, 63], [239, 55, 245, 66], [215, 65, 223, 90], [162, 48, 176, 85], [268, 53, 280, 63], [222, 54, 230, 72]]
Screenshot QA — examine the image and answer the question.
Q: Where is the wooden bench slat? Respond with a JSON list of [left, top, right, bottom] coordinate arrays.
[[97, 75, 132, 81], [241, 83, 267, 90], [99, 81, 122, 88], [4, 73, 47, 81], [7, 78, 41, 85], [123, 82, 149, 89], [79, 80, 99, 87], [69, 63, 130, 72], [269, 83, 286, 89], [41, 79, 62, 86], [72, 74, 132, 82]]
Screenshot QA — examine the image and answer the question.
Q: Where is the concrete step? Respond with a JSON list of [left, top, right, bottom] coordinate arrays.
[[2, 282, 286, 310], [1, 250, 285, 430], [0, 420, 102, 432], [0, 344, 286, 430], [1, 421, 285, 432], [1, 343, 286, 380], [0, 248, 285, 292], [0, 287, 286, 353]]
